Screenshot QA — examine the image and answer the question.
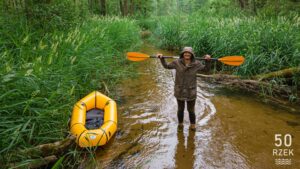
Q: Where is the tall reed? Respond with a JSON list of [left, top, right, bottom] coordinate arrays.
[[151, 12, 300, 78]]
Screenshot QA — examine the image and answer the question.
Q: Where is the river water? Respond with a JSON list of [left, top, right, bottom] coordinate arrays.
[[94, 43, 300, 169]]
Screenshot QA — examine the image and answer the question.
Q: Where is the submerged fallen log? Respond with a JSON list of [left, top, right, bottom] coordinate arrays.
[[197, 74, 292, 98], [197, 73, 300, 112]]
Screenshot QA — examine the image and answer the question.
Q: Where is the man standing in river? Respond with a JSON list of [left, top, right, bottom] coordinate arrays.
[[157, 47, 211, 130]]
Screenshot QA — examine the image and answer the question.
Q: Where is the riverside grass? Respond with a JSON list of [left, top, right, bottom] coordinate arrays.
[[0, 17, 141, 166], [149, 12, 300, 99]]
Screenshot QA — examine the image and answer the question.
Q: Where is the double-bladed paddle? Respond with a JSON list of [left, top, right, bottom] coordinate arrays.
[[127, 52, 245, 66]]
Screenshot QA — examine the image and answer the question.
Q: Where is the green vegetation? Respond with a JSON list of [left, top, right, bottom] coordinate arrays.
[[1, 0, 299, 167]]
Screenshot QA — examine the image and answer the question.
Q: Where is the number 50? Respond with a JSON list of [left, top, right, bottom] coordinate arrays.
[[275, 134, 292, 147]]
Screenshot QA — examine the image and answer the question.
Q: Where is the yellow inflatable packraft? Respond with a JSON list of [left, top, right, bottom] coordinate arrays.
[[70, 91, 117, 147]]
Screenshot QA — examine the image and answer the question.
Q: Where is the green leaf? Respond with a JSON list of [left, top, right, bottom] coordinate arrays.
[[51, 156, 65, 169]]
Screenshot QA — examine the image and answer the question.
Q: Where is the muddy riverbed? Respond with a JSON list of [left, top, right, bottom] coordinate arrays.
[[93, 44, 300, 169]]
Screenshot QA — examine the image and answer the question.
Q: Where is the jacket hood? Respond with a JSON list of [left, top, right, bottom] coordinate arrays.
[[180, 47, 195, 59]]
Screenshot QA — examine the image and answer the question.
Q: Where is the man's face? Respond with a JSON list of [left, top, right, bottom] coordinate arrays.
[[183, 52, 192, 60]]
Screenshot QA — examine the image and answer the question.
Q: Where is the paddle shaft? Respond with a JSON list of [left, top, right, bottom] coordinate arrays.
[[127, 52, 244, 66], [150, 55, 217, 61]]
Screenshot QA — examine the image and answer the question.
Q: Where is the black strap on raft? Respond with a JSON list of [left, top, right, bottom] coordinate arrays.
[[99, 127, 109, 144], [77, 129, 87, 143], [104, 100, 112, 108], [96, 132, 105, 146], [75, 103, 83, 110]]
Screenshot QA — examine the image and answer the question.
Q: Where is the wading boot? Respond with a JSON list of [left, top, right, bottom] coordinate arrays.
[[177, 123, 184, 131], [190, 124, 196, 131]]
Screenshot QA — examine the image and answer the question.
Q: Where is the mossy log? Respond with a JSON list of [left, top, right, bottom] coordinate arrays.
[[20, 136, 76, 158], [8, 136, 75, 168], [8, 155, 58, 169], [254, 67, 300, 81]]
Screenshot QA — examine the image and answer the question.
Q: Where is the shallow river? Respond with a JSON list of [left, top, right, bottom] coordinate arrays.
[[95, 43, 300, 169]]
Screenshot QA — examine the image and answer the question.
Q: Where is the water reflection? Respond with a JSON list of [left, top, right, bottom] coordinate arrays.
[[175, 126, 196, 169]]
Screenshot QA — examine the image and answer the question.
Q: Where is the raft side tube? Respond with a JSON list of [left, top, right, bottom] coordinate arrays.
[[104, 100, 118, 124], [79, 91, 97, 110], [101, 122, 117, 141], [70, 103, 86, 127], [95, 91, 112, 109]]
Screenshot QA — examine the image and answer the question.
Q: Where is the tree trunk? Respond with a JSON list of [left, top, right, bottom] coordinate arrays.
[[12, 0, 15, 10], [252, 0, 257, 14], [244, 0, 249, 8], [24, 0, 32, 22], [274, 0, 280, 15], [120, 0, 128, 16], [238, 0, 245, 9], [21, 0, 25, 9], [15, 0, 19, 10], [124, 0, 128, 16], [3, 0, 9, 11], [99, 0, 106, 15], [88, 0, 92, 12], [92, 0, 96, 13], [130, 0, 134, 15], [119, 0, 124, 16]]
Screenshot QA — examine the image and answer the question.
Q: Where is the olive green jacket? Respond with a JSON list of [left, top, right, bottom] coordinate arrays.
[[160, 58, 210, 101]]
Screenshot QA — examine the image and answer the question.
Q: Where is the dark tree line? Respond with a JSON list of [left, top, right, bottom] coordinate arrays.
[[87, 0, 154, 16], [235, 0, 300, 14], [88, 0, 106, 15], [1, 0, 155, 17], [1, 0, 299, 26]]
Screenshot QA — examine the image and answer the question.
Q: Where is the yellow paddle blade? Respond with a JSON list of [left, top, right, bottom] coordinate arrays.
[[218, 56, 245, 66], [127, 52, 151, 62]]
